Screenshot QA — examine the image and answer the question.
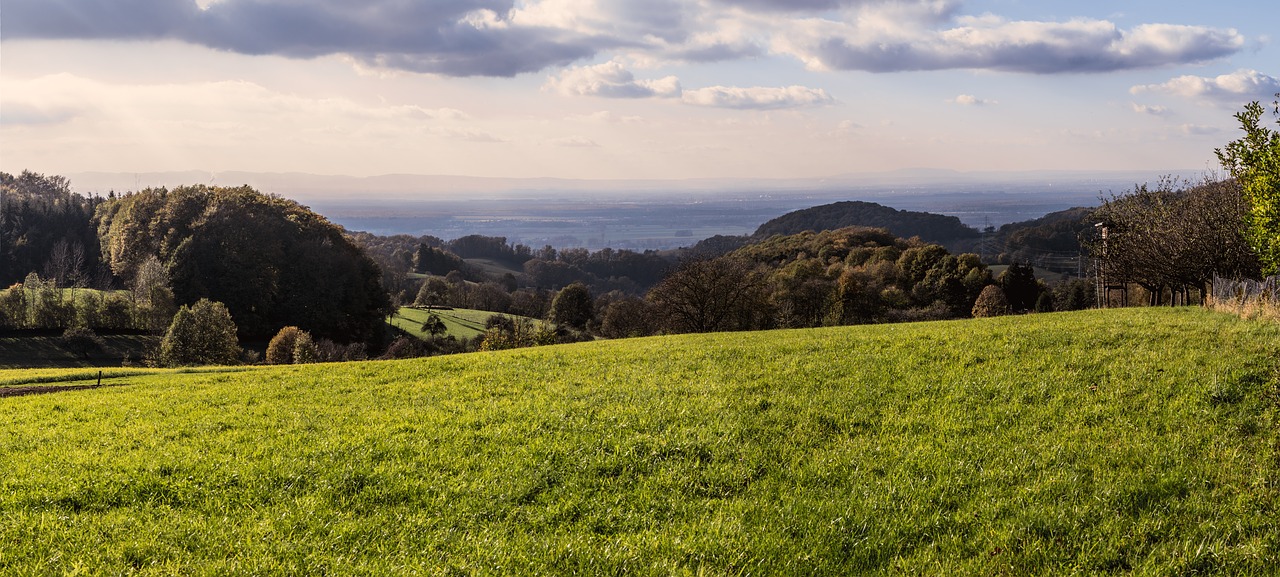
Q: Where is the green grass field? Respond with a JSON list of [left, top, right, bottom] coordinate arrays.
[[390, 306, 539, 340], [2, 308, 1279, 574]]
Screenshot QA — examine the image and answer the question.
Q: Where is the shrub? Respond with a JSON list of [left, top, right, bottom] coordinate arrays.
[[158, 299, 241, 367], [60, 326, 106, 359], [293, 331, 318, 364], [266, 326, 304, 365], [972, 285, 1011, 318]]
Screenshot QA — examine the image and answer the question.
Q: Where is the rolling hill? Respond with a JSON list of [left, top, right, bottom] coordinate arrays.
[[753, 200, 980, 246], [2, 308, 1277, 574]]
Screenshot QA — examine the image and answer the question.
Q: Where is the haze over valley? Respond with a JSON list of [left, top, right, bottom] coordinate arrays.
[[67, 169, 1169, 250]]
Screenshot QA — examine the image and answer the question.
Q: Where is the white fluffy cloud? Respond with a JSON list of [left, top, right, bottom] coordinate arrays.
[[1131, 69, 1280, 104], [682, 85, 835, 109], [1130, 103, 1170, 116], [548, 62, 833, 110], [545, 61, 682, 98], [951, 94, 996, 106]]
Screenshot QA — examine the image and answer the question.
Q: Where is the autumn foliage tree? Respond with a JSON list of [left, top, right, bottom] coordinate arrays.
[[971, 285, 1011, 318]]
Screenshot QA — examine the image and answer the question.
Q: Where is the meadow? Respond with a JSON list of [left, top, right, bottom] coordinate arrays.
[[2, 307, 1278, 575], [390, 306, 540, 340]]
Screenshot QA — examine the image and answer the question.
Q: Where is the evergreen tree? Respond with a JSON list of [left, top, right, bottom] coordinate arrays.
[[999, 263, 1040, 313]]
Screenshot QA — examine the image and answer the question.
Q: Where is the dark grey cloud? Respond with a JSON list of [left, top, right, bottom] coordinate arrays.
[[3, 0, 199, 38], [780, 19, 1245, 73], [3, 0, 603, 76], [667, 40, 765, 63], [2, 1, 1250, 78]]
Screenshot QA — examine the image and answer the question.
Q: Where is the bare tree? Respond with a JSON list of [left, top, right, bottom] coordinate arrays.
[[1088, 176, 1259, 304], [647, 257, 771, 333]]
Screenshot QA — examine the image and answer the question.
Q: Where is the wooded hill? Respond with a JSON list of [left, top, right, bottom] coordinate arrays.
[[753, 200, 981, 246]]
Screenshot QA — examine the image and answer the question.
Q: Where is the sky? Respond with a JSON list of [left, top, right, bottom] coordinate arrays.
[[2, 0, 1278, 182]]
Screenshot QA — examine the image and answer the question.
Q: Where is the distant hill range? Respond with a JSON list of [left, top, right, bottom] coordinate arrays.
[[693, 200, 1098, 276], [753, 200, 981, 245]]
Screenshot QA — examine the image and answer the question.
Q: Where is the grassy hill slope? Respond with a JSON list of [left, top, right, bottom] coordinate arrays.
[[0, 334, 160, 369], [2, 308, 1279, 575], [390, 306, 541, 340]]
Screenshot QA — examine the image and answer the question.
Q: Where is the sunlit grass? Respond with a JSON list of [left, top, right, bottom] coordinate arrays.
[[391, 306, 542, 340], [2, 307, 1278, 574]]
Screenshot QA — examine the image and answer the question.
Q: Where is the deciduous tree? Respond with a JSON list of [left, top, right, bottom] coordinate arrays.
[[549, 282, 593, 330], [158, 298, 241, 367], [1216, 97, 1280, 275]]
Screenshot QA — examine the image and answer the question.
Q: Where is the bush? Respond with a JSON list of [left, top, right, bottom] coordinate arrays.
[[60, 326, 106, 359], [972, 285, 1011, 318], [158, 299, 241, 367], [293, 331, 318, 364], [266, 326, 304, 365]]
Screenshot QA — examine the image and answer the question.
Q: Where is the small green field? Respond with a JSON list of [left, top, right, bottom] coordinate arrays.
[[389, 306, 538, 340], [2, 308, 1279, 574], [463, 258, 524, 277]]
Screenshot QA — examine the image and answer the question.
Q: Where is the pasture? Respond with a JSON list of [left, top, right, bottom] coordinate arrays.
[[2, 307, 1278, 574], [390, 306, 540, 340]]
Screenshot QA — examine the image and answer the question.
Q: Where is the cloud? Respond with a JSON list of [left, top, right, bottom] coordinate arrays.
[[682, 85, 835, 109], [951, 94, 996, 106], [548, 62, 832, 110], [0, 102, 85, 126], [3, 0, 1248, 77], [566, 111, 645, 124], [1179, 124, 1221, 136], [710, 0, 947, 14], [0, 74, 486, 140], [1131, 69, 1280, 104], [545, 61, 681, 98], [4, 0, 602, 77], [547, 136, 601, 147], [510, 0, 691, 44], [774, 9, 1243, 73], [1130, 103, 1170, 116]]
